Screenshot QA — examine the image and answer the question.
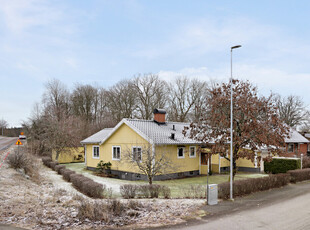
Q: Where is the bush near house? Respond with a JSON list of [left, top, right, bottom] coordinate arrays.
[[264, 158, 301, 174], [49, 161, 59, 170], [70, 173, 105, 198], [42, 157, 52, 167], [218, 173, 290, 199], [55, 165, 66, 174], [288, 169, 310, 183], [61, 169, 76, 182], [120, 184, 171, 199]]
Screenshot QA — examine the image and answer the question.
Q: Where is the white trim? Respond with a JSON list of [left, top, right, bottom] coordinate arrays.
[[92, 145, 100, 159], [112, 146, 121, 161], [132, 146, 142, 162], [84, 145, 87, 165], [189, 146, 196, 158], [177, 147, 185, 159]]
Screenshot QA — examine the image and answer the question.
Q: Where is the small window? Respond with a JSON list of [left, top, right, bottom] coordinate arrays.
[[93, 146, 100, 159], [133, 147, 142, 162], [288, 144, 294, 153], [112, 146, 121, 160], [177, 147, 185, 158], [189, 146, 196, 158]]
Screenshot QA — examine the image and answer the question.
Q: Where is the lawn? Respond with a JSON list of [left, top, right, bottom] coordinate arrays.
[[64, 163, 267, 198]]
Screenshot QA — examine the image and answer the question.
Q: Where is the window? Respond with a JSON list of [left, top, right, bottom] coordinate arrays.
[[93, 146, 100, 159], [132, 147, 142, 162], [288, 144, 294, 153], [189, 146, 196, 158], [177, 147, 185, 158], [112, 146, 121, 160]]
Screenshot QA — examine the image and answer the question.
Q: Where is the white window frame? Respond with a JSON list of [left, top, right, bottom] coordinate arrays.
[[92, 145, 100, 159], [288, 144, 294, 153], [177, 147, 185, 159], [132, 146, 142, 162], [112, 146, 121, 161], [189, 146, 196, 158]]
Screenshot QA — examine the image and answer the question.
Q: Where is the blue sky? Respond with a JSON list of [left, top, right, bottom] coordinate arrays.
[[1, 0, 310, 127]]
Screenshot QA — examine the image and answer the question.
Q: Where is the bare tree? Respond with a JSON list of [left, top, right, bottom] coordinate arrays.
[[275, 94, 309, 128], [71, 84, 98, 123], [0, 119, 8, 136], [106, 80, 138, 122], [122, 144, 178, 184], [43, 79, 70, 121], [133, 74, 168, 120], [185, 79, 289, 180], [168, 76, 208, 122]]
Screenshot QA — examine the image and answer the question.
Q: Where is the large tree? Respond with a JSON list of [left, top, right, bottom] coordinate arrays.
[[185, 79, 289, 179], [168, 77, 208, 122], [133, 74, 168, 120], [275, 94, 309, 128]]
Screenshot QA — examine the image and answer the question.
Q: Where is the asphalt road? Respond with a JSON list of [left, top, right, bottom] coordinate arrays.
[[0, 136, 18, 152], [161, 181, 310, 230]]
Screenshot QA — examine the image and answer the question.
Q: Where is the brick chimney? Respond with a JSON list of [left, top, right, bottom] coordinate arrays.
[[153, 108, 166, 124]]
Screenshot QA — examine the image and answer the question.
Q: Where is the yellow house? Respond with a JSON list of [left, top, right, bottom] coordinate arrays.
[[81, 109, 264, 180], [81, 109, 203, 180]]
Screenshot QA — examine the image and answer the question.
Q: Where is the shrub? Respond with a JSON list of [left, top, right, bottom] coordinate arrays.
[[218, 174, 290, 199], [71, 174, 92, 190], [181, 185, 206, 199], [96, 160, 112, 174], [82, 180, 104, 198], [149, 184, 161, 198], [107, 199, 125, 216], [160, 185, 171, 199], [288, 169, 310, 183], [137, 185, 150, 198], [302, 156, 310, 169], [62, 169, 76, 181], [120, 184, 137, 199], [7, 149, 30, 169], [42, 156, 52, 166], [49, 161, 59, 170], [55, 165, 66, 174], [264, 158, 301, 174], [69, 173, 106, 198]]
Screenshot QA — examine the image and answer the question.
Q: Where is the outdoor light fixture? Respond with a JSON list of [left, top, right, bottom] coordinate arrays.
[[230, 45, 241, 200]]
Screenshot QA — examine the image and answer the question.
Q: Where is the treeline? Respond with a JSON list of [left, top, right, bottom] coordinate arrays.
[[22, 74, 309, 156], [23, 74, 208, 156]]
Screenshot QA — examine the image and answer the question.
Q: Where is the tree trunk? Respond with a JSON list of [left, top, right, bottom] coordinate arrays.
[[148, 176, 153, 185]]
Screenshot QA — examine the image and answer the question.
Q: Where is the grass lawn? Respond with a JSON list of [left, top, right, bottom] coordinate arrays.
[[64, 163, 267, 198]]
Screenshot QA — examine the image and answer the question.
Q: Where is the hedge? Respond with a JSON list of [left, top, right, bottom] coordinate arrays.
[[288, 168, 310, 183], [264, 158, 301, 174], [218, 173, 290, 199]]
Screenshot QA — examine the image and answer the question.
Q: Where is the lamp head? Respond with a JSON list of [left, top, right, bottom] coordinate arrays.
[[231, 45, 242, 50]]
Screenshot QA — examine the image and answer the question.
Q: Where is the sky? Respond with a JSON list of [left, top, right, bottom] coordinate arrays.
[[1, 0, 310, 127]]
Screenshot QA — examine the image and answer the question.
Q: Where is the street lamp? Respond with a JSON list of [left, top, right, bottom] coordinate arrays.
[[230, 45, 241, 200]]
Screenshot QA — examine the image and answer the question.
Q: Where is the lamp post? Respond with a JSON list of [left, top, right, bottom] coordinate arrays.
[[230, 45, 241, 200]]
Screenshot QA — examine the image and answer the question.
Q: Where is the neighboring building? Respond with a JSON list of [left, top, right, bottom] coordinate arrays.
[[284, 130, 309, 157], [52, 147, 85, 163]]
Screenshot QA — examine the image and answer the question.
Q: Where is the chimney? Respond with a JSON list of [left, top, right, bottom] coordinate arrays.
[[153, 108, 166, 124]]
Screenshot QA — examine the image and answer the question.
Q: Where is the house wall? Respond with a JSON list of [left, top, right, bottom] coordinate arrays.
[[85, 123, 149, 172], [155, 145, 199, 174], [52, 147, 84, 163], [85, 123, 199, 179]]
